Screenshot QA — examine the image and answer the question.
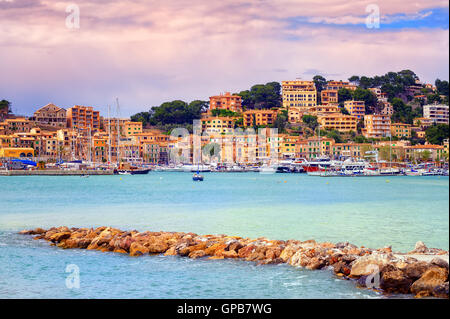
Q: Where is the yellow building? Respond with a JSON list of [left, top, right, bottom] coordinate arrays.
[[282, 80, 317, 110], [288, 107, 303, 123], [332, 143, 372, 159], [318, 114, 358, 132], [363, 115, 391, 138], [0, 147, 34, 158], [308, 105, 340, 116], [124, 121, 143, 136], [201, 117, 237, 134], [243, 109, 278, 127], [391, 123, 411, 138], [344, 101, 365, 119]]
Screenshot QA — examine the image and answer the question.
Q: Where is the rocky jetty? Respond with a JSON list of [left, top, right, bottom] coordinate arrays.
[[19, 226, 449, 298]]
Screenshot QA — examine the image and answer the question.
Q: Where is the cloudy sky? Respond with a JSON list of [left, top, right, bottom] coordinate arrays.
[[0, 0, 448, 117]]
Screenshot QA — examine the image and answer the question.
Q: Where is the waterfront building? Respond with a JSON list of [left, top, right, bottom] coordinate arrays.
[[30, 103, 67, 128], [209, 92, 243, 113], [317, 114, 358, 132], [391, 123, 411, 138], [423, 103, 449, 125], [282, 80, 317, 110], [344, 101, 365, 119], [363, 115, 391, 138], [66, 105, 100, 134], [404, 145, 446, 161], [332, 143, 372, 159], [0, 147, 34, 158], [243, 109, 278, 127]]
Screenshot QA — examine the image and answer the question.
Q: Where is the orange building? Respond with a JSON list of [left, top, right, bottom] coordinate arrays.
[[66, 105, 100, 134], [321, 90, 338, 105], [209, 92, 242, 113], [124, 121, 143, 136], [243, 109, 278, 127], [318, 114, 358, 132], [363, 115, 391, 138]]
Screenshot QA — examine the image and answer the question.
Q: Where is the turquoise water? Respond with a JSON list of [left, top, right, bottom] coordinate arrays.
[[0, 173, 448, 298]]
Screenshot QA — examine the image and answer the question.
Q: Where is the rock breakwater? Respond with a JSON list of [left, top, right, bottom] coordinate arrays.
[[19, 226, 449, 298]]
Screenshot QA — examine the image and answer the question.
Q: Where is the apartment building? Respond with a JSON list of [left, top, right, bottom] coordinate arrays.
[[282, 80, 317, 110], [0, 118, 34, 135], [423, 104, 449, 125], [30, 103, 67, 128], [66, 105, 100, 134], [321, 90, 338, 105], [209, 92, 243, 113], [124, 121, 143, 136], [201, 117, 237, 134], [308, 105, 340, 116], [317, 114, 358, 132], [363, 114, 391, 138], [344, 101, 365, 119], [332, 143, 372, 159], [243, 109, 278, 127], [391, 123, 411, 138], [380, 101, 393, 116], [288, 107, 303, 123]]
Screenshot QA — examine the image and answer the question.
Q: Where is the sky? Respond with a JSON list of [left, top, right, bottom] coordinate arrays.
[[0, 0, 449, 117]]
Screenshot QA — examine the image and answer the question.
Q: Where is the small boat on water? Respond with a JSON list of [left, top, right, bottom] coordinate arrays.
[[192, 173, 204, 181]]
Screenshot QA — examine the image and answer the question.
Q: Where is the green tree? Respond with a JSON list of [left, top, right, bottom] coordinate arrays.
[[352, 88, 377, 108], [338, 88, 353, 103], [435, 79, 449, 97], [302, 115, 318, 131], [425, 124, 449, 145]]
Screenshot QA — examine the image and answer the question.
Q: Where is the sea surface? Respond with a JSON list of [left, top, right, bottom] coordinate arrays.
[[0, 173, 448, 298]]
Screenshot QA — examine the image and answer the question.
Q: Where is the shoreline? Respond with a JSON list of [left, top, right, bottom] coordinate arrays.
[[20, 226, 449, 298]]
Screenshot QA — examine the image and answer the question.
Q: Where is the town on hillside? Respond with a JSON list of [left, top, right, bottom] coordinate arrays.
[[0, 70, 449, 173]]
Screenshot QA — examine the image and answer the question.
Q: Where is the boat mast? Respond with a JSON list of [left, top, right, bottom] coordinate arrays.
[[108, 105, 111, 165], [116, 98, 120, 166]]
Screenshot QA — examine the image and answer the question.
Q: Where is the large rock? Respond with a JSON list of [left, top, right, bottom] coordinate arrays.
[[380, 269, 413, 293], [408, 241, 428, 254], [404, 261, 430, 280], [129, 242, 149, 257], [349, 253, 393, 277], [48, 231, 72, 243], [279, 245, 299, 263], [410, 267, 448, 297]]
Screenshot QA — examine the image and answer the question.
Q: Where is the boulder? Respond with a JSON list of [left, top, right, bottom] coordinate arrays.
[[432, 282, 449, 299], [430, 257, 449, 270], [237, 245, 255, 259], [410, 267, 448, 297], [279, 245, 299, 263], [129, 242, 149, 257], [163, 246, 177, 256], [380, 269, 412, 293], [48, 232, 72, 243], [408, 241, 428, 254], [189, 250, 207, 259], [404, 261, 430, 280], [349, 253, 393, 277]]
